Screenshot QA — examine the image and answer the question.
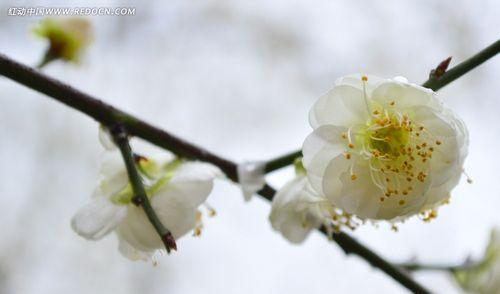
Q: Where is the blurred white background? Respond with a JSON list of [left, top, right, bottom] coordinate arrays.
[[0, 0, 499, 293]]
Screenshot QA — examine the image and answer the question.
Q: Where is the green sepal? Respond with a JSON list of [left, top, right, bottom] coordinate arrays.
[[294, 157, 306, 176]]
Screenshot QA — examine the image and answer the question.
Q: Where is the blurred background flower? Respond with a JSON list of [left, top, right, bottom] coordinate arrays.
[[33, 16, 92, 67], [453, 228, 500, 294]]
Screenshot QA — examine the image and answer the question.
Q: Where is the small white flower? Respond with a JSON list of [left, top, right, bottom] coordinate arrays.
[[269, 160, 357, 243], [72, 149, 221, 261], [303, 74, 468, 220], [237, 161, 266, 201], [453, 228, 500, 294], [269, 174, 324, 243]]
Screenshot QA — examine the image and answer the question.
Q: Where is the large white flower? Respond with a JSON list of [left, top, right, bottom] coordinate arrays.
[[302, 74, 468, 220], [453, 228, 500, 294], [71, 150, 221, 261]]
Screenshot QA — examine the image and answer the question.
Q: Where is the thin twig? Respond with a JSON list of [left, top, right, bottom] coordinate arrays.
[[398, 262, 475, 272], [0, 53, 430, 293], [263, 38, 500, 173], [110, 124, 177, 253]]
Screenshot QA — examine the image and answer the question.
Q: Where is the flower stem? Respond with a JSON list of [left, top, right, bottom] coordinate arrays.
[[36, 51, 57, 69], [111, 124, 177, 253], [264, 150, 302, 173], [263, 38, 500, 173], [0, 53, 432, 293]]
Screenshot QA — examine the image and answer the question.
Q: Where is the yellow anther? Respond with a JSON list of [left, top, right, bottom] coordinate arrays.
[[208, 208, 217, 217], [344, 153, 351, 159], [351, 174, 357, 180], [389, 101, 395, 106], [436, 140, 442, 145], [348, 143, 355, 149], [193, 227, 202, 236], [341, 132, 347, 139], [361, 75, 368, 81], [399, 200, 405, 205]]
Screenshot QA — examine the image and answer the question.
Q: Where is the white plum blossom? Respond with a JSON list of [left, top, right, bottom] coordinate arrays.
[[453, 228, 500, 294], [269, 174, 324, 243], [269, 160, 357, 243], [302, 74, 469, 221], [72, 144, 221, 261]]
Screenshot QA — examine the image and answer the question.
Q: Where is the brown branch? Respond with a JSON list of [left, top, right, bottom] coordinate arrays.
[[0, 53, 430, 293]]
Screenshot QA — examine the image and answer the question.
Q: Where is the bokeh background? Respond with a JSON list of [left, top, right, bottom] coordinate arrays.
[[0, 0, 499, 293]]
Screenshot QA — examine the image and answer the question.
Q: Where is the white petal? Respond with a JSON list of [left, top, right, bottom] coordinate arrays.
[[392, 76, 408, 83], [331, 158, 383, 219], [412, 105, 462, 186], [372, 80, 441, 110], [237, 161, 266, 201], [152, 186, 200, 239], [309, 85, 368, 129], [302, 125, 347, 194], [116, 205, 162, 250], [71, 197, 127, 240], [269, 176, 321, 243], [151, 161, 219, 238], [422, 169, 461, 210], [320, 154, 351, 202], [335, 74, 385, 94], [117, 235, 153, 261], [99, 151, 129, 196], [98, 126, 117, 151]]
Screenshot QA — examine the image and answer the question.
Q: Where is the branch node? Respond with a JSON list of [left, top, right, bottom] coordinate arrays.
[[109, 123, 128, 143], [162, 232, 177, 253], [132, 195, 144, 206], [429, 56, 452, 79]]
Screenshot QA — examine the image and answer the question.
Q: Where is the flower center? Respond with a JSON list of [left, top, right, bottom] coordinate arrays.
[[367, 114, 410, 159], [340, 76, 442, 205]]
